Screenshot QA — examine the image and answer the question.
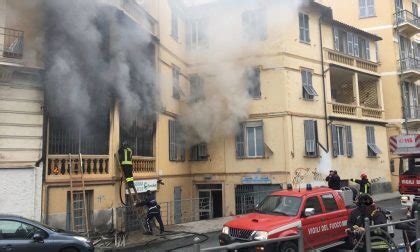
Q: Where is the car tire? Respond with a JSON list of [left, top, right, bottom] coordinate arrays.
[[279, 241, 298, 252], [61, 247, 79, 252]]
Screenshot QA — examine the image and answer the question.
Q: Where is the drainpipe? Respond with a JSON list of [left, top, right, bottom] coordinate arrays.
[[396, 21, 409, 134], [319, 15, 330, 152]]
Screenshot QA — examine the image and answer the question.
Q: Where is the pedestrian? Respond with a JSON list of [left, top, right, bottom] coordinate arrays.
[[326, 170, 341, 190], [351, 173, 371, 195], [118, 141, 135, 191], [138, 190, 164, 235]]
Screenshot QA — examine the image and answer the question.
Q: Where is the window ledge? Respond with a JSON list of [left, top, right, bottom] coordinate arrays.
[[304, 155, 320, 158], [236, 156, 266, 160], [300, 40, 311, 45], [189, 159, 209, 162], [367, 156, 379, 159], [170, 160, 186, 162], [359, 15, 377, 19], [252, 97, 262, 100], [302, 97, 315, 101]]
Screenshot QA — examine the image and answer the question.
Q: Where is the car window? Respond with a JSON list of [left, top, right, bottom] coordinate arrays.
[[0, 220, 42, 240], [304, 196, 323, 215], [321, 194, 339, 212]]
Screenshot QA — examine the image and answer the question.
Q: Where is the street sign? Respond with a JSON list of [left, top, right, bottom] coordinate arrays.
[[241, 175, 272, 184]]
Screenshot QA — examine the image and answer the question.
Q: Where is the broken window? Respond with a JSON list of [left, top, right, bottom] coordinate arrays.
[[246, 67, 261, 99], [366, 126, 381, 157], [236, 121, 264, 158], [242, 9, 267, 41], [190, 143, 208, 161], [332, 125, 353, 157], [173, 66, 181, 100], [299, 13, 310, 43], [48, 108, 110, 155], [189, 74, 205, 102], [187, 18, 208, 49], [120, 110, 155, 157], [359, 0, 375, 18], [304, 120, 318, 157], [301, 69, 317, 100], [169, 120, 185, 161]]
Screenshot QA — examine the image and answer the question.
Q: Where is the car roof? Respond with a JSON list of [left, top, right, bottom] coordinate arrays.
[[0, 214, 26, 219], [270, 187, 334, 197]]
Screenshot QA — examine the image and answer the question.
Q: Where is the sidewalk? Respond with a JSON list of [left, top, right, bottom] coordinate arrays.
[[96, 191, 401, 251]]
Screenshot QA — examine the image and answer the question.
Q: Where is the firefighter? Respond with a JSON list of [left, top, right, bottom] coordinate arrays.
[[395, 201, 418, 251], [137, 190, 164, 235], [346, 194, 390, 251], [118, 141, 134, 190], [351, 173, 371, 195], [326, 170, 341, 190]]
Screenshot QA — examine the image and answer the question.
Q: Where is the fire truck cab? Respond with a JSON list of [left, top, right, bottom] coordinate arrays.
[[220, 186, 353, 251], [389, 134, 420, 207]]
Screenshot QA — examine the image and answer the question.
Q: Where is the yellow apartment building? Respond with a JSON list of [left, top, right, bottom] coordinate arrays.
[[0, 0, 44, 220], [317, 0, 420, 189], [0, 0, 392, 233]]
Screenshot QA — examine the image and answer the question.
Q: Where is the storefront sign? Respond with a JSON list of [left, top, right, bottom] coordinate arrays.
[[242, 175, 271, 184], [126, 179, 158, 194]]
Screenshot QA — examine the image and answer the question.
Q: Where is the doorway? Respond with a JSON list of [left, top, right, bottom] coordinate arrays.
[[196, 184, 223, 220]]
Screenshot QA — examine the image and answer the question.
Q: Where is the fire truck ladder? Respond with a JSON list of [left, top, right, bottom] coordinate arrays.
[[69, 153, 90, 237], [115, 154, 148, 232]]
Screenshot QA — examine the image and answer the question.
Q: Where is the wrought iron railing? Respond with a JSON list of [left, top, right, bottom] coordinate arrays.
[[400, 57, 420, 73], [394, 10, 420, 27], [405, 105, 420, 120], [0, 27, 23, 59]]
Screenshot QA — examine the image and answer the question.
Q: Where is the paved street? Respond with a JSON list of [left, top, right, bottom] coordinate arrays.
[[120, 197, 407, 252]]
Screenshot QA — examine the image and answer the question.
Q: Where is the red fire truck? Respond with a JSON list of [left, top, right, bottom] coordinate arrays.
[[390, 134, 420, 206], [220, 187, 353, 251]]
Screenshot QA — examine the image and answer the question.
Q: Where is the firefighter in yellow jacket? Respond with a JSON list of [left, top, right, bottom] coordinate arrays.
[[118, 141, 134, 189]]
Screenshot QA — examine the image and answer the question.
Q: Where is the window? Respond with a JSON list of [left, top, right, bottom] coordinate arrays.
[[359, 0, 375, 18], [299, 13, 310, 43], [333, 27, 371, 60], [242, 9, 267, 41], [171, 9, 178, 40], [366, 126, 381, 157], [304, 120, 318, 157], [321, 194, 339, 212], [413, 2, 418, 17], [246, 67, 261, 99], [189, 75, 204, 102], [332, 125, 353, 157], [236, 121, 264, 158], [190, 143, 208, 161], [301, 69, 317, 100], [0, 220, 43, 239], [172, 66, 181, 100], [304, 196, 323, 215], [187, 18, 208, 49], [169, 120, 185, 161], [66, 190, 93, 232]]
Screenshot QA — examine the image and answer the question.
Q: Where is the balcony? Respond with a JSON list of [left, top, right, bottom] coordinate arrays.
[[0, 27, 23, 59], [394, 10, 420, 37], [405, 106, 420, 128], [399, 57, 420, 81], [329, 67, 384, 121], [324, 48, 378, 74], [121, 0, 158, 37], [46, 155, 111, 183]]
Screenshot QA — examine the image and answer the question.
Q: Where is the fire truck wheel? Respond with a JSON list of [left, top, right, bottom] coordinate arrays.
[[279, 241, 298, 252]]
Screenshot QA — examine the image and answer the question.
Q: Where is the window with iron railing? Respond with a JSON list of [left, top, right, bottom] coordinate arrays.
[[1, 27, 24, 59]]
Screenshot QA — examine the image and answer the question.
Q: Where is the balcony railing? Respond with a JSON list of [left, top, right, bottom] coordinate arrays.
[[330, 103, 384, 120], [132, 156, 156, 173], [400, 57, 420, 73], [332, 103, 357, 116], [405, 106, 420, 120], [361, 107, 383, 119], [394, 10, 420, 28], [0, 27, 23, 59], [46, 155, 110, 177], [325, 49, 378, 73]]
